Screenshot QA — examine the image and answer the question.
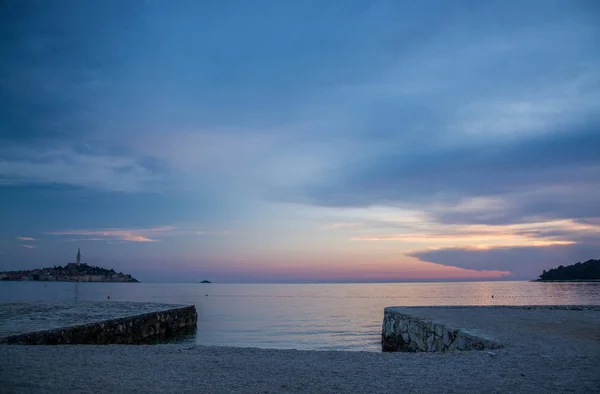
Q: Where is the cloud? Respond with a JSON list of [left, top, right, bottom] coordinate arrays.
[[17, 236, 35, 241], [347, 218, 599, 249], [20, 244, 36, 249], [429, 186, 600, 226], [292, 124, 600, 227], [46, 224, 228, 243], [46, 226, 175, 243], [0, 147, 170, 193], [131, 130, 283, 174], [321, 207, 600, 277], [352, 234, 573, 248], [409, 243, 600, 279], [321, 222, 364, 230], [449, 74, 600, 141]]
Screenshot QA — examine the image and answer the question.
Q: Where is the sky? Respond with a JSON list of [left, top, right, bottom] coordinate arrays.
[[1, 0, 599, 282]]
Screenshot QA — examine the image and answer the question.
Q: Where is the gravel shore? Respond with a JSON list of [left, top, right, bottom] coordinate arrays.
[[1, 342, 599, 394], [2, 306, 599, 393]]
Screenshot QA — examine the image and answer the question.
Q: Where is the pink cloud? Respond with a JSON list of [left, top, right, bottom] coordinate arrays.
[[46, 224, 224, 243], [348, 219, 592, 251], [322, 222, 364, 230], [17, 236, 35, 241], [46, 227, 167, 243]]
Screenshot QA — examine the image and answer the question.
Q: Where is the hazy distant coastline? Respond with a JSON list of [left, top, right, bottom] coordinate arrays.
[[534, 279, 600, 283], [0, 248, 138, 283], [536, 259, 600, 282], [0, 263, 138, 283]]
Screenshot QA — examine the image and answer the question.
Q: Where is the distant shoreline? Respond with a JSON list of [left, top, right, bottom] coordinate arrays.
[[0, 279, 142, 283], [0, 262, 139, 283], [532, 279, 600, 283], [0, 279, 139, 283]]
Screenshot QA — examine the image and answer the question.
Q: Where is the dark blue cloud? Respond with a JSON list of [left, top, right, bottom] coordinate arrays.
[[295, 122, 600, 223], [409, 243, 600, 279], [0, 1, 142, 143], [434, 192, 600, 226]]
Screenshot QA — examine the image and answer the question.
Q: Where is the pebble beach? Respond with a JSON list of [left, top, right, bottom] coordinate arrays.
[[2, 306, 599, 393], [1, 343, 599, 394]]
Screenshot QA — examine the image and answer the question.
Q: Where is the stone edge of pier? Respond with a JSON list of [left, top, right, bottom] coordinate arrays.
[[381, 305, 600, 352], [0, 304, 198, 345]]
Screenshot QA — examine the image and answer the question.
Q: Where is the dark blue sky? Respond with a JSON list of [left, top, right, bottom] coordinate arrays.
[[1, 0, 599, 282]]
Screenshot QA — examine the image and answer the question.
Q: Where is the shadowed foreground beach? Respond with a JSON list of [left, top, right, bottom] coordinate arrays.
[[1, 343, 599, 393], [2, 306, 599, 393]]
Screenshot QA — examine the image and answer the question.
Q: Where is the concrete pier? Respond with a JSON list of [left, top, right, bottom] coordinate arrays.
[[382, 305, 600, 352], [0, 302, 197, 345]]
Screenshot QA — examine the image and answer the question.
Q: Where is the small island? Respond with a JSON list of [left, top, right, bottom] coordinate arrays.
[[537, 259, 600, 281], [199, 280, 212, 283], [0, 248, 139, 283]]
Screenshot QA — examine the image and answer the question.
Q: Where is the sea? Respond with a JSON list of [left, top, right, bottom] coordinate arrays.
[[1, 281, 599, 351]]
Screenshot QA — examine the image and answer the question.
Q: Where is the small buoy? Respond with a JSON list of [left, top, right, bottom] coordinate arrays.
[[205, 294, 208, 297], [107, 296, 110, 299]]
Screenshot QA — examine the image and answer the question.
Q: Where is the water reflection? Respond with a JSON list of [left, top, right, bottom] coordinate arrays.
[[73, 281, 79, 303]]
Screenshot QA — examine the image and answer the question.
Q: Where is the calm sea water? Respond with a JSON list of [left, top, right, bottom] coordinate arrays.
[[1, 281, 599, 351]]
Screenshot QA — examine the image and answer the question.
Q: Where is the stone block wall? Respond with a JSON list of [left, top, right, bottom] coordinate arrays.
[[0, 305, 197, 345], [382, 308, 502, 352]]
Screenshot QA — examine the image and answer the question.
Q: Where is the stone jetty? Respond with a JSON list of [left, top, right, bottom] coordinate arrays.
[[382, 305, 600, 352], [0, 302, 197, 345]]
